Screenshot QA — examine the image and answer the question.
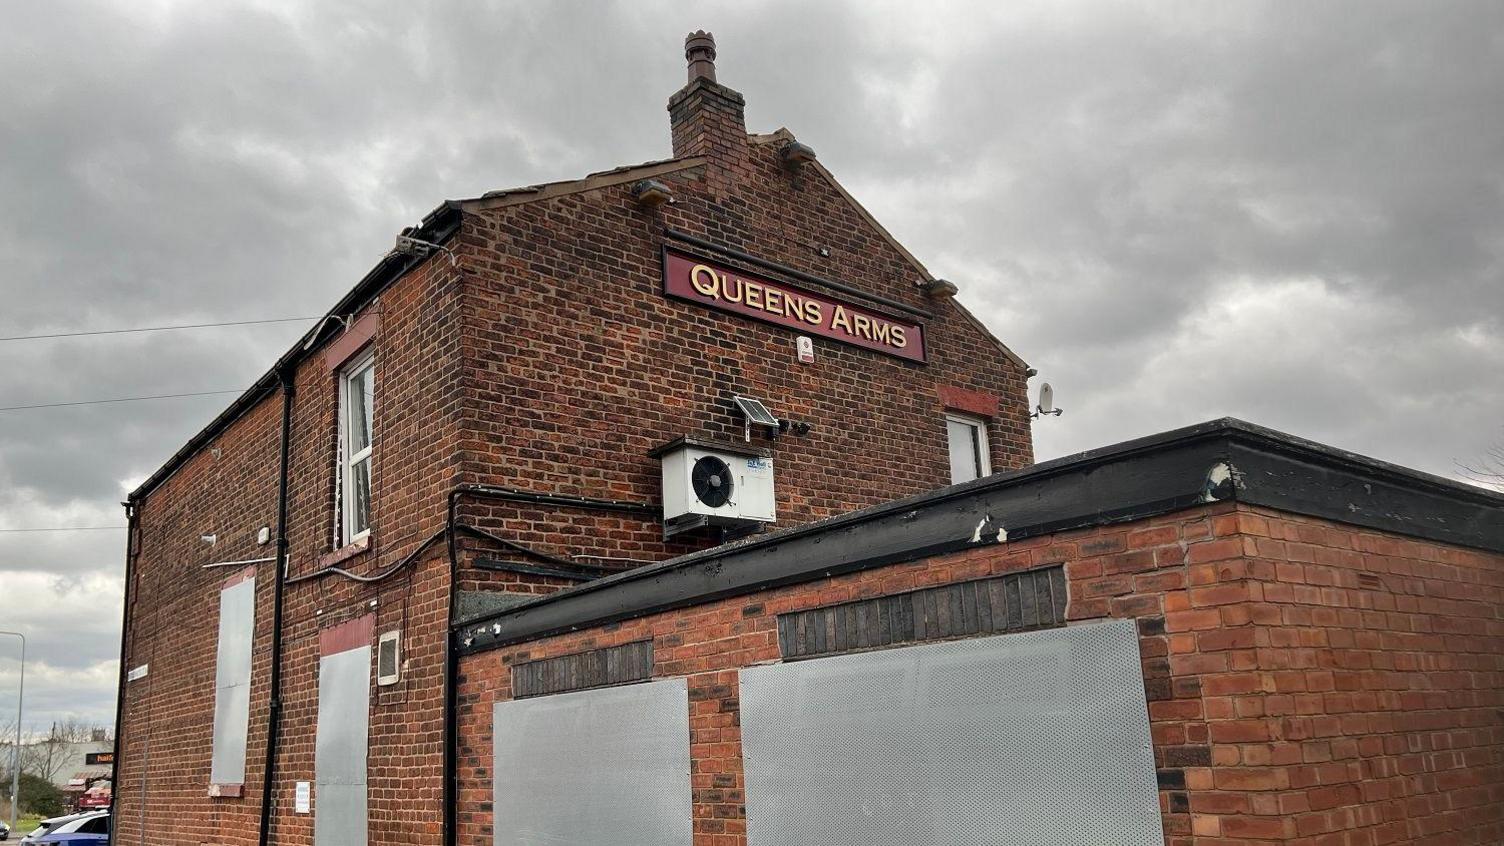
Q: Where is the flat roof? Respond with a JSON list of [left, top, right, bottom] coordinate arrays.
[[456, 417, 1504, 654]]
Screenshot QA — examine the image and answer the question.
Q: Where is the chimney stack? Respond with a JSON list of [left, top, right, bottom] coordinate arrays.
[[668, 31, 747, 165]]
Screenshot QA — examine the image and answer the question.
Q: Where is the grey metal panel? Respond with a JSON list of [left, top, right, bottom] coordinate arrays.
[[315, 645, 370, 846], [209, 577, 255, 785], [739, 619, 1162, 846], [492, 678, 692, 846]]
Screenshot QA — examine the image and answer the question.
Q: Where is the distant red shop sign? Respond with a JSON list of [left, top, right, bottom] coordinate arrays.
[[662, 247, 926, 363]]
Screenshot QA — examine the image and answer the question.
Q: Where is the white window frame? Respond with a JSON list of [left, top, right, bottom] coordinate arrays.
[[339, 349, 376, 545], [946, 412, 991, 484]]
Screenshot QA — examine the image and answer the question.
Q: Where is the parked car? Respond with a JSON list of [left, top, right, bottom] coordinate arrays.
[[19, 811, 107, 845]]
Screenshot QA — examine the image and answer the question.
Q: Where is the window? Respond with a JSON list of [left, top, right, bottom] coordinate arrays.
[[210, 575, 255, 789], [339, 351, 375, 543], [946, 413, 990, 484]]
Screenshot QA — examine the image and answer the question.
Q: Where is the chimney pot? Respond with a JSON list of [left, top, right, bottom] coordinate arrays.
[[685, 30, 717, 83]]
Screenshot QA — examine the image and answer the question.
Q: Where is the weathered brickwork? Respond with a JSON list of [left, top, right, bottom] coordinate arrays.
[[115, 38, 1033, 846], [451, 140, 1033, 574], [454, 503, 1504, 846], [116, 252, 465, 846]]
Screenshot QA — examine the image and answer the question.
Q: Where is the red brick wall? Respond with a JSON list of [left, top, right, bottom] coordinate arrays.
[[452, 133, 1032, 572], [1193, 506, 1504, 845], [116, 396, 282, 846], [454, 504, 1504, 846], [116, 253, 465, 846]]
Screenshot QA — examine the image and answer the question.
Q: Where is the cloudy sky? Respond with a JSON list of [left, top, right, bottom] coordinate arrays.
[[1, 0, 1500, 733]]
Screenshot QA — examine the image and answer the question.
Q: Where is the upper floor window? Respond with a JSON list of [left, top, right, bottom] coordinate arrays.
[[946, 413, 990, 484], [340, 351, 375, 543]]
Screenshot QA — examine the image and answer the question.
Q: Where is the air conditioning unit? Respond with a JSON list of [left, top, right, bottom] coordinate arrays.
[[652, 437, 775, 537]]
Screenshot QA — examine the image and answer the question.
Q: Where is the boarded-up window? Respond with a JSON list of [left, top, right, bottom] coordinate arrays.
[[209, 571, 255, 789], [315, 616, 372, 846], [492, 678, 692, 846], [739, 618, 1163, 846]]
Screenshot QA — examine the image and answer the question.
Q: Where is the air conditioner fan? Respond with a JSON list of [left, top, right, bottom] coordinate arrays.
[[691, 455, 734, 508]]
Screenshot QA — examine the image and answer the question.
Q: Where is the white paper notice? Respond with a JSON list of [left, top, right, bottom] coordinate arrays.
[[295, 781, 311, 814]]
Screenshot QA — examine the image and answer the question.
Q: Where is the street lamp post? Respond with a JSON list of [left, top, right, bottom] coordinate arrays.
[[0, 631, 23, 835]]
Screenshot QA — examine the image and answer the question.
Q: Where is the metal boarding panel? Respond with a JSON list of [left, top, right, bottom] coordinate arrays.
[[315, 645, 370, 846], [739, 618, 1163, 846], [492, 678, 692, 846], [209, 577, 255, 784]]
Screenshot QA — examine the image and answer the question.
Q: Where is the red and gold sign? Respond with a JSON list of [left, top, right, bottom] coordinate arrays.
[[663, 248, 926, 363]]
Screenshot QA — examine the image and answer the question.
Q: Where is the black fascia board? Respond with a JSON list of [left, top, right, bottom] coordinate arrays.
[[454, 417, 1504, 655], [127, 202, 462, 503]]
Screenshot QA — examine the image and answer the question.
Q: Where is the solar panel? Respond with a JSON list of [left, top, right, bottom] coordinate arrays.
[[734, 395, 780, 427]]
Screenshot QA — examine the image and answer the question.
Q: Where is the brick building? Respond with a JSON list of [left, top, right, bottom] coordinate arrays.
[[453, 420, 1504, 846], [113, 31, 1031, 846], [112, 33, 1504, 846]]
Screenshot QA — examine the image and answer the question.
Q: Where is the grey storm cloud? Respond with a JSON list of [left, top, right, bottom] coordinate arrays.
[[1, 0, 1501, 730]]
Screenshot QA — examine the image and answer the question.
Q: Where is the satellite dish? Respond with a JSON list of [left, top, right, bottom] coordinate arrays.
[[1032, 382, 1063, 419]]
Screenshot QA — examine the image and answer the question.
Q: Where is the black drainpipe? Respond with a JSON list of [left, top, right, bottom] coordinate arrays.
[[442, 490, 461, 846], [106, 499, 138, 846], [257, 369, 296, 846]]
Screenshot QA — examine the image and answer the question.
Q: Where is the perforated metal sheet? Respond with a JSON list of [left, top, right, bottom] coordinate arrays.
[[209, 577, 254, 784], [492, 678, 692, 846], [315, 645, 370, 846], [739, 618, 1162, 846]]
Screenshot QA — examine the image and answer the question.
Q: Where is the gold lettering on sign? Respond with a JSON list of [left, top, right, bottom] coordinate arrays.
[[670, 251, 920, 360], [830, 306, 852, 333], [764, 288, 783, 315], [691, 264, 719, 297]]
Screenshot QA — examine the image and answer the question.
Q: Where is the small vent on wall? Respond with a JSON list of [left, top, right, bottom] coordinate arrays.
[[377, 630, 400, 686]]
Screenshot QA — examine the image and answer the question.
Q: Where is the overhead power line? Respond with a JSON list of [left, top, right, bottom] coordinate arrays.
[[0, 389, 244, 413], [0, 316, 322, 343], [0, 526, 125, 533]]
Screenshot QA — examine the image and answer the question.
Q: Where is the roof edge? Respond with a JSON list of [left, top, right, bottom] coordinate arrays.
[[455, 417, 1504, 653], [805, 159, 1029, 371], [456, 156, 708, 212], [127, 203, 463, 503]]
